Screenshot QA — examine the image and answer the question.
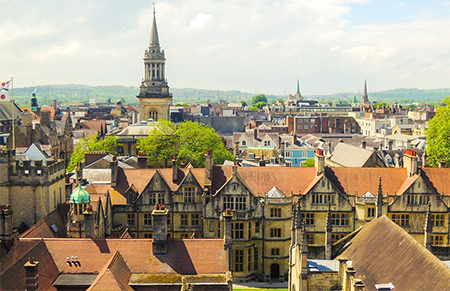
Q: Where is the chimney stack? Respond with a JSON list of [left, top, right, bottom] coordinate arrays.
[[110, 156, 118, 187], [280, 141, 285, 164], [172, 155, 178, 182], [152, 204, 169, 254], [315, 149, 325, 176], [439, 159, 446, 168], [205, 149, 213, 190], [138, 152, 147, 169], [76, 162, 83, 183], [259, 154, 266, 167], [361, 139, 366, 149], [253, 129, 258, 140], [24, 258, 39, 291], [83, 204, 95, 238], [388, 140, 393, 151], [404, 149, 418, 177], [234, 141, 239, 157]]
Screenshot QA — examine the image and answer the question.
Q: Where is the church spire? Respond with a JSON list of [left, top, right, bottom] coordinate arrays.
[[149, 4, 160, 48], [361, 80, 369, 105], [297, 78, 300, 94]]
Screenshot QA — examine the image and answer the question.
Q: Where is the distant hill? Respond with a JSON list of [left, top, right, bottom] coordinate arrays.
[[10, 84, 450, 107]]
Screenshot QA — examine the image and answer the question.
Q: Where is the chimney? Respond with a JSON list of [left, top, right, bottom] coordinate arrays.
[[24, 258, 39, 291], [439, 159, 446, 168], [404, 149, 418, 177], [152, 204, 169, 254], [26, 123, 32, 146], [361, 139, 366, 149], [253, 128, 258, 140], [172, 155, 178, 182], [223, 209, 233, 273], [40, 110, 51, 127], [315, 149, 325, 176], [205, 149, 213, 189], [22, 111, 33, 127], [110, 156, 118, 187], [232, 161, 238, 176], [138, 152, 147, 169], [234, 141, 240, 157], [259, 154, 266, 167], [406, 139, 411, 150], [83, 204, 95, 238], [424, 202, 432, 251], [325, 203, 333, 260], [280, 141, 285, 164], [388, 139, 393, 151], [1, 205, 13, 247]]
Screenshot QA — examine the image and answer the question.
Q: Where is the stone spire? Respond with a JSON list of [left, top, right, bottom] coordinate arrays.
[[376, 176, 383, 218], [424, 202, 433, 251], [295, 78, 303, 100], [149, 5, 160, 48], [361, 80, 369, 105]]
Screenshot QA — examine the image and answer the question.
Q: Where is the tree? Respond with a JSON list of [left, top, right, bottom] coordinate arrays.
[[67, 133, 119, 172], [426, 105, 450, 167], [302, 158, 315, 167], [254, 101, 268, 110], [251, 94, 267, 107], [137, 120, 234, 168], [240, 100, 247, 107]]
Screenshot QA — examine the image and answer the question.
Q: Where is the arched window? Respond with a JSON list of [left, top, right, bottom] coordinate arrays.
[[149, 110, 158, 121]]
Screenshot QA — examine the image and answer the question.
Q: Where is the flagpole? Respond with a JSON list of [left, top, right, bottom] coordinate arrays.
[[11, 77, 15, 150]]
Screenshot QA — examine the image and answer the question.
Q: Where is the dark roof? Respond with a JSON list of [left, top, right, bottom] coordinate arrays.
[[337, 216, 450, 291]]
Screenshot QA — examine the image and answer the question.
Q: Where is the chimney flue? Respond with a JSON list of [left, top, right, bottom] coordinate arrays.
[[24, 258, 39, 291], [152, 205, 169, 254], [172, 155, 178, 182]]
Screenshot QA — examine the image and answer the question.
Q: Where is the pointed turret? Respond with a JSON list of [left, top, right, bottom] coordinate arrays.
[[149, 5, 160, 48], [295, 78, 303, 101], [376, 176, 383, 218], [325, 202, 333, 259], [424, 202, 433, 250]]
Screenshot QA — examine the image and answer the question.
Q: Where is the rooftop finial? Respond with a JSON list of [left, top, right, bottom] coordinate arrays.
[[153, 2, 155, 14]]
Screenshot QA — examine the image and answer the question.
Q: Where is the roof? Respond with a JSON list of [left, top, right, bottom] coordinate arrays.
[[20, 210, 66, 239], [337, 216, 450, 291], [328, 143, 377, 167], [70, 184, 90, 204]]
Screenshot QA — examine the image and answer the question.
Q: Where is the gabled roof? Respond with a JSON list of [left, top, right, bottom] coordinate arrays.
[[329, 143, 381, 167], [87, 251, 133, 291], [20, 210, 66, 239], [326, 168, 407, 196], [337, 216, 450, 291]]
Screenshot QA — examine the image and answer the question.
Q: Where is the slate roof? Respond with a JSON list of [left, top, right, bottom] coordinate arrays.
[[328, 142, 382, 167], [337, 216, 450, 291]]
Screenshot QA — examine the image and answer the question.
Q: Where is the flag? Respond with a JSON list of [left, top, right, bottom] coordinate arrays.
[[0, 80, 11, 101]]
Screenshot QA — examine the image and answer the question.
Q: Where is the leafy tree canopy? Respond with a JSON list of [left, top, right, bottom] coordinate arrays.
[[137, 120, 234, 168], [67, 133, 118, 172], [240, 100, 247, 107], [302, 158, 315, 167], [427, 103, 450, 167], [251, 94, 267, 107], [255, 101, 268, 109]]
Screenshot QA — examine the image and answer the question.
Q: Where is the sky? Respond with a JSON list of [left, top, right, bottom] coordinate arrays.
[[1, 0, 450, 96]]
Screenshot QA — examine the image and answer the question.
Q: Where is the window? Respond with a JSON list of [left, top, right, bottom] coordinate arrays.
[[304, 125, 309, 130], [271, 248, 280, 256], [285, 151, 293, 158], [144, 214, 152, 226], [223, 196, 233, 210], [270, 228, 282, 238], [254, 247, 258, 270], [306, 234, 314, 245], [150, 193, 165, 205], [236, 197, 247, 210], [264, 140, 270, 146], [298, 119, 303, 123], [270, 208, 281, 218], [391, 214, 410, 227], [331, 213, 350, 226], [209, 221, 214, 232], [181, 214, 189, 226], [285, 161, 292, 167], [433, 214, 445, 227], [302, 213, 315, 226], [248, 222, 252, 238], [167, 214, 171, 226], [255, 221, 260, 233], [127, 214, 135, 227], [234, 250, 244, 272], [302, 151, 308, 158], [407, 194, 430, 205], [242, 140, 246, 146], [304, 119, 309, 124], [232, 222, 244, 239], [184, 186, 196, 203], [298, 125, 303, 130], [144, 233, 153, 238], [432, 235, 445, 246], [312, 194, 335, 204], [367, 207, 376, 218], [310, 119, 315, 123], [191, 214, 200, 226]]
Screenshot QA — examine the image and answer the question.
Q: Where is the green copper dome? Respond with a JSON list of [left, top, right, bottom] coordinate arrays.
[[70, 184, 90, 204]]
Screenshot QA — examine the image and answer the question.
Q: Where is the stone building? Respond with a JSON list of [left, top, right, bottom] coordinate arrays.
[[0, 149, 66, 230], [137, 8, 172, 122]]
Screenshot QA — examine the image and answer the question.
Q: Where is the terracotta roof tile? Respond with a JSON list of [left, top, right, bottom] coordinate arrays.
[[121, 168, 156, 194], [20, 210, 66, 239], [421, 168, 450, 195], [87, 251, 133, 291]]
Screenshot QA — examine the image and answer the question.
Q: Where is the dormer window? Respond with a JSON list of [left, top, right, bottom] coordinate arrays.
[[242, 140, 246, 146]]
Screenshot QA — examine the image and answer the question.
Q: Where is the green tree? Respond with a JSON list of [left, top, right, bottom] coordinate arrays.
[[427, 105, 450, 167], [254, 101, 268, 109], [251, 94, 267, 107], [302, 158, 315, 167], [137, 120, 234, 168], [67, 133, 119, 172], [240, 100, 247, 107]]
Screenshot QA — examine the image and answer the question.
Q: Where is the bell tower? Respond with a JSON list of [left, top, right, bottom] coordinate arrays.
[[137, 6, 172, 122]]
